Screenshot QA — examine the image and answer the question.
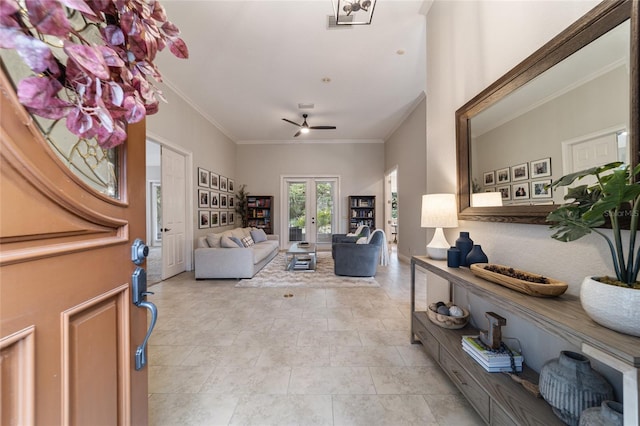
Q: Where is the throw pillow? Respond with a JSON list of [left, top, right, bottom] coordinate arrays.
[[356, 237, 368, 244], [229, 236, 244, 247], [221, 236, 242, 248], [250, 228, 268, 243], [206, 233, 221, 248], [231, 228, 247, 240], [241, 236, 255, 247]]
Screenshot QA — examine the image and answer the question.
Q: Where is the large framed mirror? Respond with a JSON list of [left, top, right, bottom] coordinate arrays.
[[457, 0, 638, 224]]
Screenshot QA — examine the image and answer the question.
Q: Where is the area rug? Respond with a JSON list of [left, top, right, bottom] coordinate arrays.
[[235, 252, 380, 288]]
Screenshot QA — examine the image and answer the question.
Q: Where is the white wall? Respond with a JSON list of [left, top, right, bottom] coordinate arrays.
[[385, 94, 427, 260], [425, 0, 622, 397], [147, 83, 238, 245], [236, 142, 385, 237]]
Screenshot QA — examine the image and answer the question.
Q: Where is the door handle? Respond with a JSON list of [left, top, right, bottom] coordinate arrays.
[[135, 297, 157, 371], [131, 239, 158, 371], [132, 266, 158, 370], [162, 228, 171, 232]]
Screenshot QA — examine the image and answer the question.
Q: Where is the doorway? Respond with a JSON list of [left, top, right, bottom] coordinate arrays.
[[281, 176, 339, 248], [145, 139, 192, 284], [385, 167, 398, 245]]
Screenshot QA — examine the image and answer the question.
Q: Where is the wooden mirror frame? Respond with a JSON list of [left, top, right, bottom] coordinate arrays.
[[456, 0, 639, 224]]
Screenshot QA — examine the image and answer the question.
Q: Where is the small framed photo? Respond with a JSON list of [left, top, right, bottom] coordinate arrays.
[[210, 172, 219, 190], [530, 158, 551, 178], [228, 211, 235, 225], [198, 189, 209, 208], [198, 210, 210, 228], [483, 171, 495, 186], [210, 192, 219, 208], [220, 193, 228, 208], [220, 211, 228, 226], [496, 167, 510, 184], [511, 163, 529, 182], [210, 211, 219, 227], [228, 179, 235, 193], [484, 187, 496, 192], [512, 183, 530, 200], [219, 176, 228, 192], [531, 179, 552, 199], [229, 195, 234, 208], [497, 185, 511, 201], [198, 168, 210, 187]]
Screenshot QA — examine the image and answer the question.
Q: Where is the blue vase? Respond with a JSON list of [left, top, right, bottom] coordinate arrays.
[[466, 245, 488, 265], [455, 232, 474, 267], [447, 246, 460, 268]]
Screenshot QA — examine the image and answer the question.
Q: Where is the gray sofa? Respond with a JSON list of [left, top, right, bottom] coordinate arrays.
[[195, 227, 279, 279], [334, 230, 384, 277], [331, 225, 371, 258]]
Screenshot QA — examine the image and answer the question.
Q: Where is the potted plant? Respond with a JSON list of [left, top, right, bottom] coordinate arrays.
[[235, 184, 249, 228], [547, 161, 640, 336]]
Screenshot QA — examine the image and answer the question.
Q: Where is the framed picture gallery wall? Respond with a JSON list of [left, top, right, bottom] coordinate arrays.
[[196, 167, 237, 229], [480, 157, 552, 203]]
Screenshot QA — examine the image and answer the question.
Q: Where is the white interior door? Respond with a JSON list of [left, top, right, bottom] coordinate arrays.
[[562, 127, 627, 185], [283, 177, 338, 247], [161, 147, 186, 279]]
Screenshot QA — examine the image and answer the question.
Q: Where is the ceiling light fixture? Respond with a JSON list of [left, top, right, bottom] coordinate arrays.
[[333, 0, 376, 25]]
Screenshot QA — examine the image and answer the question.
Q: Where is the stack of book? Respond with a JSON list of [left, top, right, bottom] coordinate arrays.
[[293, 261, 309, 270], [461, 336, 523, 373]]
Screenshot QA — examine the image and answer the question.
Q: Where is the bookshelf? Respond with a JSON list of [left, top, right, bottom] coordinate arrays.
[[246, 195, 273, 234], [348, 195, 375, 233]]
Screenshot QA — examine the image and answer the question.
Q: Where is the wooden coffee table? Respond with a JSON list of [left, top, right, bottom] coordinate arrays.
[[285, 242, 317, 272]]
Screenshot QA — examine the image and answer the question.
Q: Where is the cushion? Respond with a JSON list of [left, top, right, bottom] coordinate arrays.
[[229, 236, 244, 247], [221, 235, 241, 248], [356, 237, 368, 244], [230, 228, 246, 240], [205, 233, 221, 248], [250, 228, 268, 243], [241, 236, 255, 247]]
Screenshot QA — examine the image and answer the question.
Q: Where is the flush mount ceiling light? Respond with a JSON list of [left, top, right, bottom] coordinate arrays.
[[333, 0, 376, 25]]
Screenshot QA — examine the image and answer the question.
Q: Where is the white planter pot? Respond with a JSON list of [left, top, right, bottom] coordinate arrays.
[[580, 276, 640, 337]]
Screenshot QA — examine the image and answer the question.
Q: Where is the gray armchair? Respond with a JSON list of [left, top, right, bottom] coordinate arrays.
[[331, 226, 370, 259], [334, 230, 384, 277]]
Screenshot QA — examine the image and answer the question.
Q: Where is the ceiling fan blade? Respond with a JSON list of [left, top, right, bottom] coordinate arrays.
[[282, 118, 302, 127], [293, 130, 302, 137], [309, 126, 337, 130]]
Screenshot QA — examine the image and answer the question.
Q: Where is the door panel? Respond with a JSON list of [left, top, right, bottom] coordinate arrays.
[[284, 178, 337, 247], [161, 147, 186, 279], [0, 67, 148, 425]]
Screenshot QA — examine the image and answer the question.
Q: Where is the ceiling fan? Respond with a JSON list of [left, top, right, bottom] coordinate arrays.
[[282, 114, 336, 137]]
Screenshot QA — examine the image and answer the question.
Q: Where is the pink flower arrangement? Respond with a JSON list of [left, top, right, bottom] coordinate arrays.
[[0, 0, 188, 148]]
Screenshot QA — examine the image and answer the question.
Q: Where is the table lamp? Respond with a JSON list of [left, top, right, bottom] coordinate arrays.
[[421, 193, 459, 260]]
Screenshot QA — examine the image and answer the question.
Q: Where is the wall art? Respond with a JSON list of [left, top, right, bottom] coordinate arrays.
[[511, 163, 529, 182], [198, 167, 210, 187]]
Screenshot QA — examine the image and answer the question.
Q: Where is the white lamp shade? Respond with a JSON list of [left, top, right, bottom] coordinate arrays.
[[421, 194, 459, 228], [471, 192, 503, 207]]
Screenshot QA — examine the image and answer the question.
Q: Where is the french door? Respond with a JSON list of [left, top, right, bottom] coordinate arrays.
[[282, 177, 339, 247]]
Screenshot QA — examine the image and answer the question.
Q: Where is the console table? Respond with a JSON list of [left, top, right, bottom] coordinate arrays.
[[410, 256, 639, 425]]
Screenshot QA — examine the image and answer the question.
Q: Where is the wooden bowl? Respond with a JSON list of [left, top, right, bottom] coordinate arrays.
[[470, 263, 568, 297], [427, 302, 470, 329]]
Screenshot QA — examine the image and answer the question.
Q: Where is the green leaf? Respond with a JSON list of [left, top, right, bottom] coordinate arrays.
[[549, 162, 622, 189]]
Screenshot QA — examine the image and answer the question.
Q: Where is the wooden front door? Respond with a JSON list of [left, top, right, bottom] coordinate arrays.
[[0, 66, 149, 424]]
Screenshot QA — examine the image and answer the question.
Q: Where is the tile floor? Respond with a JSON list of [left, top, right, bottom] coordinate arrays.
[[148, 247, 483, 425]]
